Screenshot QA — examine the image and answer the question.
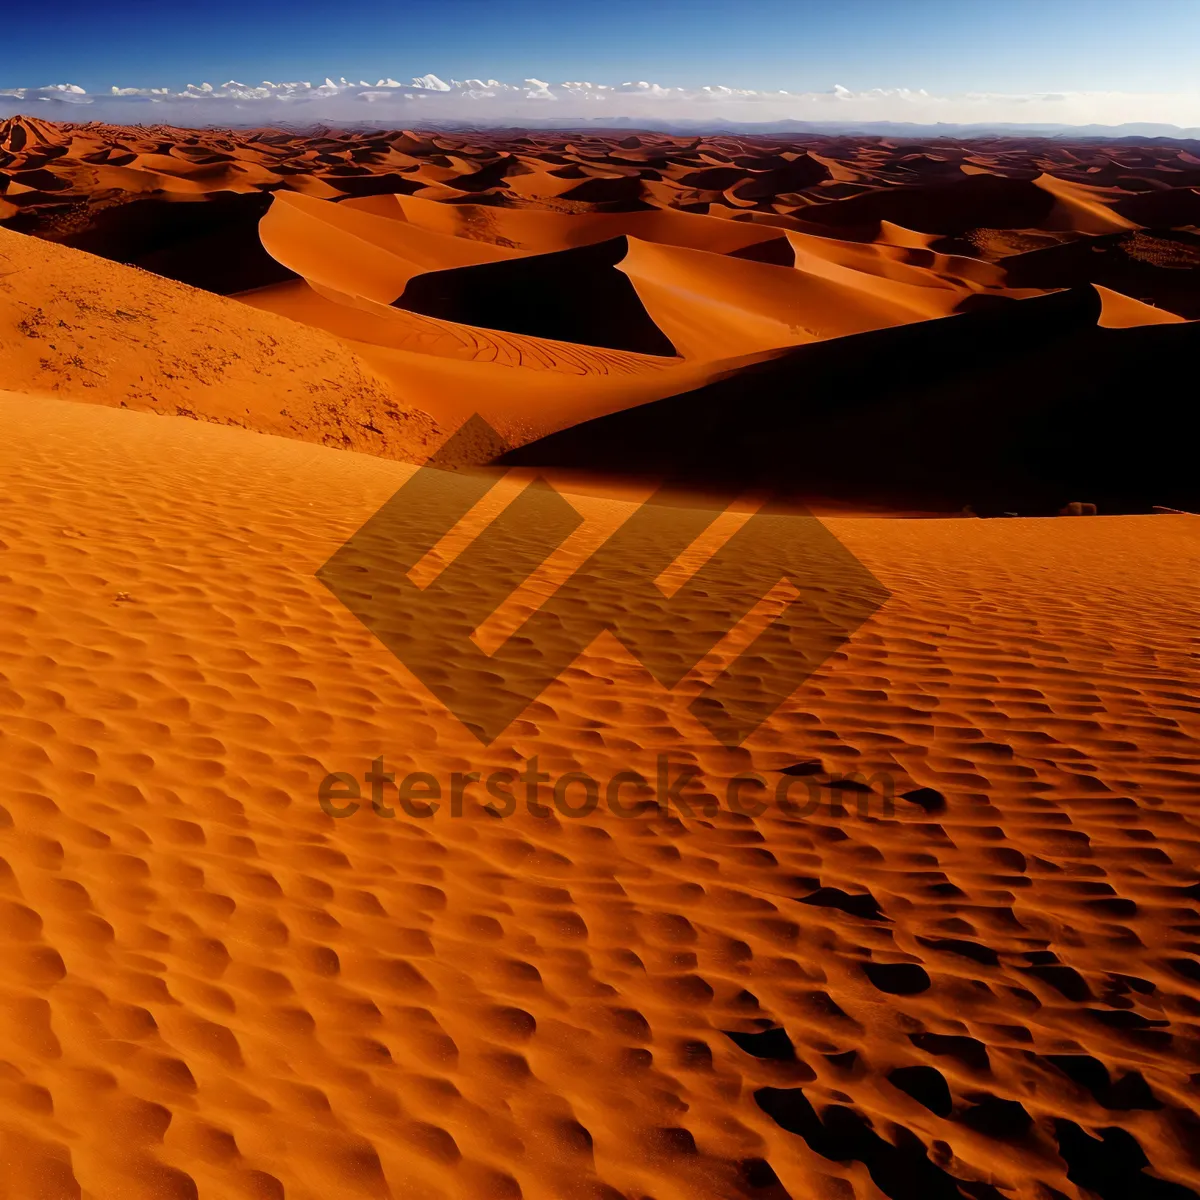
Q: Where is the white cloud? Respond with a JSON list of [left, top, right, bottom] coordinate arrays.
[[2, 75, 1199, 131]]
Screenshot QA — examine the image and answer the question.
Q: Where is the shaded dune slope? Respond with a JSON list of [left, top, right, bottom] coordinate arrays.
[[51, 191, 298, 295], [1001, 227, 1200, 319], [395, 236, 678, 356], [795, 172, 1134, 237], [503, 286, 1200, 514]]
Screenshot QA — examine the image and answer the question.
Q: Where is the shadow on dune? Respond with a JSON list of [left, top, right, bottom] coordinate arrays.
[[796, 174, 1056, 235], [57, 191, 299, 295], [1001, 229, 1200, 318], [728, 153, 834, 201], [1113, 187, 1200, 227], [318, 172, 425, 197], [500, 287, 1200, 514], [394, 235, 677, 356], [557, 174, 649, 205]]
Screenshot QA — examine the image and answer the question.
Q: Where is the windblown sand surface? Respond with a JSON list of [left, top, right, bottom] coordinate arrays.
[[1, 116, 1199, 1199]]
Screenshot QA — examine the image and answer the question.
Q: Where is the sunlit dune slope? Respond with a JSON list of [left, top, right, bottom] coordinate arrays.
[[390, 192, 788, 254], [259, 190, 521, 303], [0, 226, 439, 460], [616, 235, 989, 359]]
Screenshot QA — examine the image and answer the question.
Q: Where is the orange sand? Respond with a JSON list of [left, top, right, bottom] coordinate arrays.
[[1, 116, 1199, 1200]]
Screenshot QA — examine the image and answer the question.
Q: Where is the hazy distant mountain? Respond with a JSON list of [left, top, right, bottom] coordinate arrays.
[[342, 116, 1200, 140]]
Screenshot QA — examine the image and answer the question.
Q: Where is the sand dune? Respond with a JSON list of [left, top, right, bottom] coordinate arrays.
[[779, 227, 1009, 289], [1032, 173, 1141, 236], [259, 191, 520, 302], [237, 274, 715, 443], [1, 391, 1198, 1200], [505, 285, 1200, 514], [394, 236, 677, 356], [615, 236, 976, 359], [389, 193, 786, 255], [1000, 228, 1200, 319], [52, 192, 296, 295], [1094, 283, 1189, 328], [1, 116, 1199, 1200], [3, 114, 1196, 481], [0, 226, 439, 460], [8, 113, 1197, 357]]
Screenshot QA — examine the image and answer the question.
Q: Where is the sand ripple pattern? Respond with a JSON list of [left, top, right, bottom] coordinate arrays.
[[1, 394, 1198, 1198]]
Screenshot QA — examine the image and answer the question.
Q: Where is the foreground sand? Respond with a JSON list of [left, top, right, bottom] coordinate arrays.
[[2, 390, 1198, 1199]]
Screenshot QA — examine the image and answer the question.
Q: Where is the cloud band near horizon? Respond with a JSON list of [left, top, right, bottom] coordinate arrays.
[[4, 76, 1200, 133]]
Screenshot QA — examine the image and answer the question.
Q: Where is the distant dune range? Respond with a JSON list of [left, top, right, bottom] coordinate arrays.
[[2, 113, 1198, 509], [1, 114, 1200, 1200]]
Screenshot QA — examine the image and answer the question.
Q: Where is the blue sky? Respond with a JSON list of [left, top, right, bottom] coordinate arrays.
[[8, 0, 1200, 94]]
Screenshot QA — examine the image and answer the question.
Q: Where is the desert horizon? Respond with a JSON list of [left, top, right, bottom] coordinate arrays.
[[2, 4, 1200, 1195]]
